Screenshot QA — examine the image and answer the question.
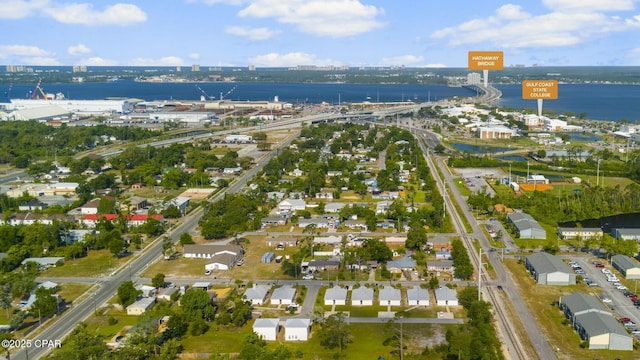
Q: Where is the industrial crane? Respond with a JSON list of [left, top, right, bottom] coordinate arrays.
[[220, 85, 238, 100], [195, 85, 214, 100]]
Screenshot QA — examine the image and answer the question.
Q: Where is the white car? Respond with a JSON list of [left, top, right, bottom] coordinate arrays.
[[617, 285, 628, 290], [302, 274, 314, 280], [602, 268, 611, 274], [602, 298, 613, 304]]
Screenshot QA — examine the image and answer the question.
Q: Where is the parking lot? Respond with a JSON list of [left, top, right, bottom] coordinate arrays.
[[572, 257, 640, 339]]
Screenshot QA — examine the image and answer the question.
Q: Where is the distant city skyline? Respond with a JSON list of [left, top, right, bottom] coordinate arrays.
[[2, 0, 640, 67]]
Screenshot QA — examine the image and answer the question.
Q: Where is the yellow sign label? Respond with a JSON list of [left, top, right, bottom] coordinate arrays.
[[522, 80, 559, 100], [468, 51, 504, 70]]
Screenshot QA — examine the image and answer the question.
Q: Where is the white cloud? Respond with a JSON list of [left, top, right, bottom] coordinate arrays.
[[68, 44, 91, 56], [225, 25, 280, 40], [42, 3, 146, 25], [238, 0, 385, 37], [0, 0, 49, 19], [542, 0, 636, 12], [185, 0, 246, 5], [431, 3, 640, 50], [81, 57, 118, 66], [424, 63, 447, 68], [128, 56, 185, 66], [0, 44, 52, 58], [188, 53, 200, 60], [380, 55, 424, 66], [21, 56, 61, 65], [248, 52, 339, 67]]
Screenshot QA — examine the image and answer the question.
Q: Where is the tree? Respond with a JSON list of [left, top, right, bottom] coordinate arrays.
[[32, 286, 58, 318], [164, 313, 188, 340], [152, 273, 166, 288], [180, 289, 216, 321], [48, 323, 111, 360], [117, 281, 141, 307], [179, 232, 194, 246], [318, 312, 353, 353], [428, 276, 439, 290], [9, 311, 27, 331], [108, 238, 125, 257]]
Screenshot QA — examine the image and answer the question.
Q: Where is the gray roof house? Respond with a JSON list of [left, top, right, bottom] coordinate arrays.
[[406, 287, 430, 306], [270, 285, 296, 305], [386, 256, 416, 273], [507, 212, 546, 239], [525, 252, 576, 285], [324, 285, 348, 306], [435, 286, 459, 306], [611, 254, 640, 279], [559, 293, 610, 327], [244, 285, 270, 305], [574, 312, 633, 350], [351, 286, 374, 306], [378, 287, 402, 306]]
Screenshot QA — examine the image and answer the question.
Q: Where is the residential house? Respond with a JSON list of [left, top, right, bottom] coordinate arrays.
[[285, 318, 311, 341], [351, 287, 374, 306], [253, 318, 279, 341], [244, 285, 270, 305], [270, 285, 296, 305], [261, 216, 287, 228], [343, 220, 368, 231], [406, 287, 430, 306], [277, 199, 306, 214], [324, 286, 347, 306], [80, 198, 101, 215], [18, 199, 48, 211], [315, 188, 335, 200], [307, 258, 340, 272], [435, 286, 459, 306], [324, 202, 346, 213], [297, 218, 329, 229], [378, 287, 401, 306], [427, 260, 454, 273], [127, 297, 156, 316], [157, 287, 178, 301], [386, 257, 416, 273]]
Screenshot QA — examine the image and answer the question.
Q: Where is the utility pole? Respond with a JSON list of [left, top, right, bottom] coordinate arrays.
[[478, 247, 483, 301]]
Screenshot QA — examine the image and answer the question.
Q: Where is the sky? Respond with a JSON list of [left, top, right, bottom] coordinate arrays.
[[2, 0, 640, 68]]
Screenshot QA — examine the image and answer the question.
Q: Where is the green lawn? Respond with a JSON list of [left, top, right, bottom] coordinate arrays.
[[42, 250, 129, 278]]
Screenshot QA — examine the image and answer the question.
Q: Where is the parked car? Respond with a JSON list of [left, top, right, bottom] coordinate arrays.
[[619, 317, 632, 323], [602, 298, 613, 304], [302, 274, 314, 280], [594, 263, 605, 268]]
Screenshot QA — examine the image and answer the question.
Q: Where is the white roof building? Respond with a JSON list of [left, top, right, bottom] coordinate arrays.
[[285, 318, 311, 341], [324, 286, 348, 306], [406, 287, 430, 306], [378, 287, 402, 306], [253, 318, 279, 341], [270, 285, 296, 305], [126, 297, 156, 316], [435, 286, 459, 306], [351, 286, 374, 306], [244, 285, 270, 305]]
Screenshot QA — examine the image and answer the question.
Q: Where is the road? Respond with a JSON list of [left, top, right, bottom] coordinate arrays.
[[415, 127, 555, 360], [12, 128, 304, 360]]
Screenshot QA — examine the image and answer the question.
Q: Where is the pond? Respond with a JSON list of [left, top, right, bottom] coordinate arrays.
[[558, 212, 640, 233], [496, 155, 528, 162], [567, 133, 602, 142], [451, 143, 512, 153]]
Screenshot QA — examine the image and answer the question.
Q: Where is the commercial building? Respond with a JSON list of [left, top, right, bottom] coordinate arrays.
[[611, 254, 640, 280], [525, 252, 576, 285], [507, 212, 546, 240]]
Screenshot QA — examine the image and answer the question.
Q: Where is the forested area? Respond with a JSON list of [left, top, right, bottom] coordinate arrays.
[[0, 121, 157, 167]]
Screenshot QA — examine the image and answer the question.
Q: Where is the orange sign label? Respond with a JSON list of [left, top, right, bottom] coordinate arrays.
[[468, 51, 504, 70], [522, 80, 558, 99]]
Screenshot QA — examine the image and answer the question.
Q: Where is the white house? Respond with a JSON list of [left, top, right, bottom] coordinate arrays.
[[277, 199, 306, 214], [435, 287, 459, 306], [406, 287, 430, 306], [244, 285, 270, 305], [378, 287, 402, 306], [285, 318, 311, 341], [253, 318, 279, 341], [351, 287, 374, 306], [270, 285, 296, 305], [324, 286, 348, 306], [126, 297, 156, 316]]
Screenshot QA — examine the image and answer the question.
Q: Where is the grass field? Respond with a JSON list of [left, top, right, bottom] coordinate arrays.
[[42, 250, 129, 278]]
